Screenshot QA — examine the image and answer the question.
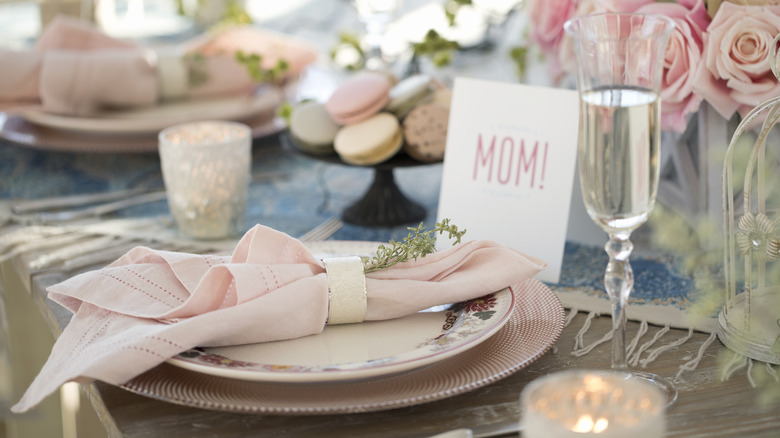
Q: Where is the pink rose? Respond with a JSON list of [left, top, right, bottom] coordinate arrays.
[[574, 0, 653, 14], [693, 2, 780, 119], [527, 0, 578, 56], [638, 0, 711, 132]]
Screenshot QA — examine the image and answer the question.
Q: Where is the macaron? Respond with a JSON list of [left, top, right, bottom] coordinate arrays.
[[385, 74, 433, 117], [430, 87, 453, 109], [402, 102, 450, 163], [288, 101, 340, 155], [334, 112, 403, 165], [325, 72, 391, 125]]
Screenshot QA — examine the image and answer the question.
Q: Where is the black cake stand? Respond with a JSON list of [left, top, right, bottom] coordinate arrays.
[[280, 132, 431, 227]]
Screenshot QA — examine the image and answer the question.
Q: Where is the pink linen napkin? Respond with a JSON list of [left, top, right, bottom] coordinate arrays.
[[0, 16, 316, 115], [12, 224, 545, 413], [0, 16, 157, 115], [180, 26, 318, 100]]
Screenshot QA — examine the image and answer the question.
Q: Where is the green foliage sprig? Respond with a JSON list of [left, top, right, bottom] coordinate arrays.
[[277, 102, 293, 126], [219, 0, 252, 27], [235, 50, 290, 83], [183, 53, 209, 88], [509, 46, 528, 80], [330, 32, 365, 71], [362, 219, 467, 273], [443, 0, 472, 26], [412, 29, 460, 68]]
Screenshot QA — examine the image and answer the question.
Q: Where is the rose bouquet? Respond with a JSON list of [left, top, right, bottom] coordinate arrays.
[[526, 0, 780, 132]]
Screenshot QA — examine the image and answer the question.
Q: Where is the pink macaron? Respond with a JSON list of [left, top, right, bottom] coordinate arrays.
[[325, 72, 391, 125]]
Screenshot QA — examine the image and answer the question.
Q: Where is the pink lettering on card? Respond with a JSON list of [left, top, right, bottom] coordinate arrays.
[[473, 133, 549, 190]]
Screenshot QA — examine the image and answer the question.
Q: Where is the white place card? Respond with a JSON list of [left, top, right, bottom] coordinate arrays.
[[437, 77, 580, 283]]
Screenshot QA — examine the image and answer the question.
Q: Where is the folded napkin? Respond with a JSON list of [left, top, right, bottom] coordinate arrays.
[[0, 16, 317, 115], [12, 224, 545, 413]]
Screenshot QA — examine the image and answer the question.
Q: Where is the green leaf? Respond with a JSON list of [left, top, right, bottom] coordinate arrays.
[[473, 310, 496, 321], [362, 219, 466, 273]]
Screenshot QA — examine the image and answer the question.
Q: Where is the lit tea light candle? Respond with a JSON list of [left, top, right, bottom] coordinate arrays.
[[158, 121, 251, 240], [521, 370, 665, 438]]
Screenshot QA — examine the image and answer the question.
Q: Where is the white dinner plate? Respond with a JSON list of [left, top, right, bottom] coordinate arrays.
[[122, 278, 564, 415], [20, 86, 282, 135], [165, 241, 516, 383]]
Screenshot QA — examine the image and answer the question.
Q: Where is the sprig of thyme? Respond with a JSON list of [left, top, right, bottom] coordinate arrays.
[[362, 219, 467, 273], [235, 50, 290, 83]]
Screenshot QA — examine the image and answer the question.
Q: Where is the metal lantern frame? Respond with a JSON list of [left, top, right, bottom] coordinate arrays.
[[719, 35, 780, 364]]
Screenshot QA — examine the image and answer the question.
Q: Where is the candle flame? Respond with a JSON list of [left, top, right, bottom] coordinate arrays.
[[594, 418, 609, 433], [572, 415, 609, 433]]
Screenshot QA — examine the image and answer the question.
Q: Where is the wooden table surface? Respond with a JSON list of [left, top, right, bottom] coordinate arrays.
[[4, 259, 778, 438]]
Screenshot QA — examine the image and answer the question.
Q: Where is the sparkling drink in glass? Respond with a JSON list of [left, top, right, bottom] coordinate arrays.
[[564, 12, 677, 405]]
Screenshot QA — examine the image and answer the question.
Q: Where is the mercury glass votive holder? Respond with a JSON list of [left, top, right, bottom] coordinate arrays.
[[521, 370, 666, 438], [158, 120, 251, 240]]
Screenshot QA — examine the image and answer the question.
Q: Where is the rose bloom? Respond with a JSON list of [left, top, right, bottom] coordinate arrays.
[[637, 0, 710, 132], [574, 0, 652, 14], [693, 2, 780, 119], [527, 0, 578, 57]]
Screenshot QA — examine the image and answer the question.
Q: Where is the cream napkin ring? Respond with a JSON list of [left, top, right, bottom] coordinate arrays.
[[323, 256, 367, 325], [152, 47, 188, 101]]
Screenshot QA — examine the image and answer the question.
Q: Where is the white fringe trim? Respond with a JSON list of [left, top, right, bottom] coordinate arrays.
[[558, 307, 777, 388], [629, 324, 670, 367], [747, 358, 757, 388], [573, 311, 598, 352], [563, 308, 579, 328], [572, 329, 612, 357], [721, 352, 748, 381], [676, 331, 718, 379], [766, 363, 779, 383], [638, 328, 694, 368], [626, 320, 649, 359]]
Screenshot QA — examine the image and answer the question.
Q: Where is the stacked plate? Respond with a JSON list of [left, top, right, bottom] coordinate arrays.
[[0, 87, 285, 153], [121, 241, 566, 414]]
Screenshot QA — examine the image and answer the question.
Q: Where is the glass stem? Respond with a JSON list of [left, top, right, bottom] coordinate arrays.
[[604, 231, 634, 370], [362, 20, 386, 70]]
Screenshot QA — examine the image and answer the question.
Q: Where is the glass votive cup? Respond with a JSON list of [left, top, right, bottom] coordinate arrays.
[[520, 370, 666, 438], [158, 120, 251, 240]]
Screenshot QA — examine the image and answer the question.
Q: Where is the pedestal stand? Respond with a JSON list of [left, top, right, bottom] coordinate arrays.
[[281, 133, 430, 227]]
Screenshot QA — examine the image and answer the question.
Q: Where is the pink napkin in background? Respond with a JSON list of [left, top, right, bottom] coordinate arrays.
[[0, 15, 136, 102], [11, 224, 546, 413], [0, 16, 317, 115], [181, 26, 318, 100]]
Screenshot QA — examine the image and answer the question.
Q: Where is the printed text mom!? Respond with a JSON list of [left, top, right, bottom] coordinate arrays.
[[472, 133, 549, 190]]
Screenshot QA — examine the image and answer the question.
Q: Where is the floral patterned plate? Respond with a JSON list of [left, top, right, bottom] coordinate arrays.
[[166, 242, 516, 383]]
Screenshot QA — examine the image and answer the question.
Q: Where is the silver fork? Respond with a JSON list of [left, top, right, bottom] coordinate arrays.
[[298, 218, 344, 242], [31, 190, 167, 223], [11, 187, 154, 214]]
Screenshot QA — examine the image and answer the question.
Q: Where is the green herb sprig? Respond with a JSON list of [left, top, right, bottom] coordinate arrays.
[[330, 32, 365, 71], [362, 219, 466, 273], [235, 50, 290, 83], [509, 46, 529, 80], [219, 0, 252, 27], [183, 53, 209, 88], [443, 0, 473, 26], [412, 29, 460, 68]]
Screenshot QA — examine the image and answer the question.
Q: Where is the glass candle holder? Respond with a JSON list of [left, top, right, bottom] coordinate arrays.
[[158, 120, 251, 240], [521, 370, 666, 438]]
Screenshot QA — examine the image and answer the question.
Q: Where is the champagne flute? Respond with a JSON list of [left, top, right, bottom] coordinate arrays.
[[564, 13, 678, 405], [351, 0, 402, 70]]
